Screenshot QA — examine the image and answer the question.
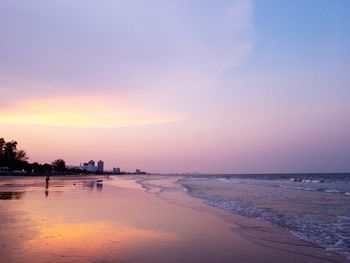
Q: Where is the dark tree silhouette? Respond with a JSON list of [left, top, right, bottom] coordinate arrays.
[[0, 138, 28, 171], [52, 159, 66, 173], [0, 138, 5, 168], [42, 163, 53, 172]]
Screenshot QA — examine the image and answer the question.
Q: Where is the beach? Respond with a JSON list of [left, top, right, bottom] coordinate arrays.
[[0, 175, 347, 263]]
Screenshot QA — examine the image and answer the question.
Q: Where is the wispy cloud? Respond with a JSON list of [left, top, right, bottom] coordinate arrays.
[[0, 0, 254, 94]]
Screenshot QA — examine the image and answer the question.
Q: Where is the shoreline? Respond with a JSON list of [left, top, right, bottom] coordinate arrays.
[[0, 175, 347, 262], [134, 175, 348, 262]]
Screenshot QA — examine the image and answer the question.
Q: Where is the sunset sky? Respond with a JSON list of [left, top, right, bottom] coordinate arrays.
[[1, 0, 349, 173]]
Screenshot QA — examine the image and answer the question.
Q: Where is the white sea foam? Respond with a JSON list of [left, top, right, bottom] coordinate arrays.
[[178, 175, 350, 260], [218, 178, 231, 183], [325, 189, 340, 193], [278, 185, 317, 191]]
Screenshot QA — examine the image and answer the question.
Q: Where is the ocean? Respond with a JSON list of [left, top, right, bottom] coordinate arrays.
[[177, 173, 350, 259]]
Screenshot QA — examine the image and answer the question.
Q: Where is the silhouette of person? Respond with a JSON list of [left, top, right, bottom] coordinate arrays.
[[45, 176, 50, 198], [45, 175, 50, 186]]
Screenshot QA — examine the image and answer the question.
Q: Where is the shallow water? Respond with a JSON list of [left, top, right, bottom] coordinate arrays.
[[178, 174, 350, 260]]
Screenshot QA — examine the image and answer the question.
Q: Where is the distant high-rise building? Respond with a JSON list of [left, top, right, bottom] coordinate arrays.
[[97, 160, 104, 173], [87, 160, 95, 172], [112, 167, 121, 174]]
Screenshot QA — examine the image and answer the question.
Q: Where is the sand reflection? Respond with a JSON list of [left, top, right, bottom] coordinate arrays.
[[25, 220, 178, 261]]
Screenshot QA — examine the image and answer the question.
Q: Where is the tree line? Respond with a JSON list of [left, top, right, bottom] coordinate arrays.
[[0, 138, 66, 175]]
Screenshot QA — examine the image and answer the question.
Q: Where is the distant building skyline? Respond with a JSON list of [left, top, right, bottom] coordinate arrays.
[[68, 160, 138, 174], [68, 160, 102, 172]]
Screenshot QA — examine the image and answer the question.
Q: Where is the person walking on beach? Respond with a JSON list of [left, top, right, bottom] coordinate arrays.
[[45, 175, 50, 197]]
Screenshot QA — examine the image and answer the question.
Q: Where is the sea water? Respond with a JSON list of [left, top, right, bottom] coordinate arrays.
[[178, 174, 350, 259]]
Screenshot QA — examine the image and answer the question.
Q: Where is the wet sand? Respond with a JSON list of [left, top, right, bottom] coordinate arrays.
[[0, 176, 346, 263]]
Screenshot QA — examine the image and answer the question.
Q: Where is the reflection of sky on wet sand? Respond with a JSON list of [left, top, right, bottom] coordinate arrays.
[[25, 220, 178, 261], [0, 177, 182, 262]]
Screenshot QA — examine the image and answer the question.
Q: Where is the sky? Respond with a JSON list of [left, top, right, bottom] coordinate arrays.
[[1, 0, 349, 173]]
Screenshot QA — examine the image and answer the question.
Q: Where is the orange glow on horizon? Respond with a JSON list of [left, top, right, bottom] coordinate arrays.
[[0, 96, 181, 128]]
